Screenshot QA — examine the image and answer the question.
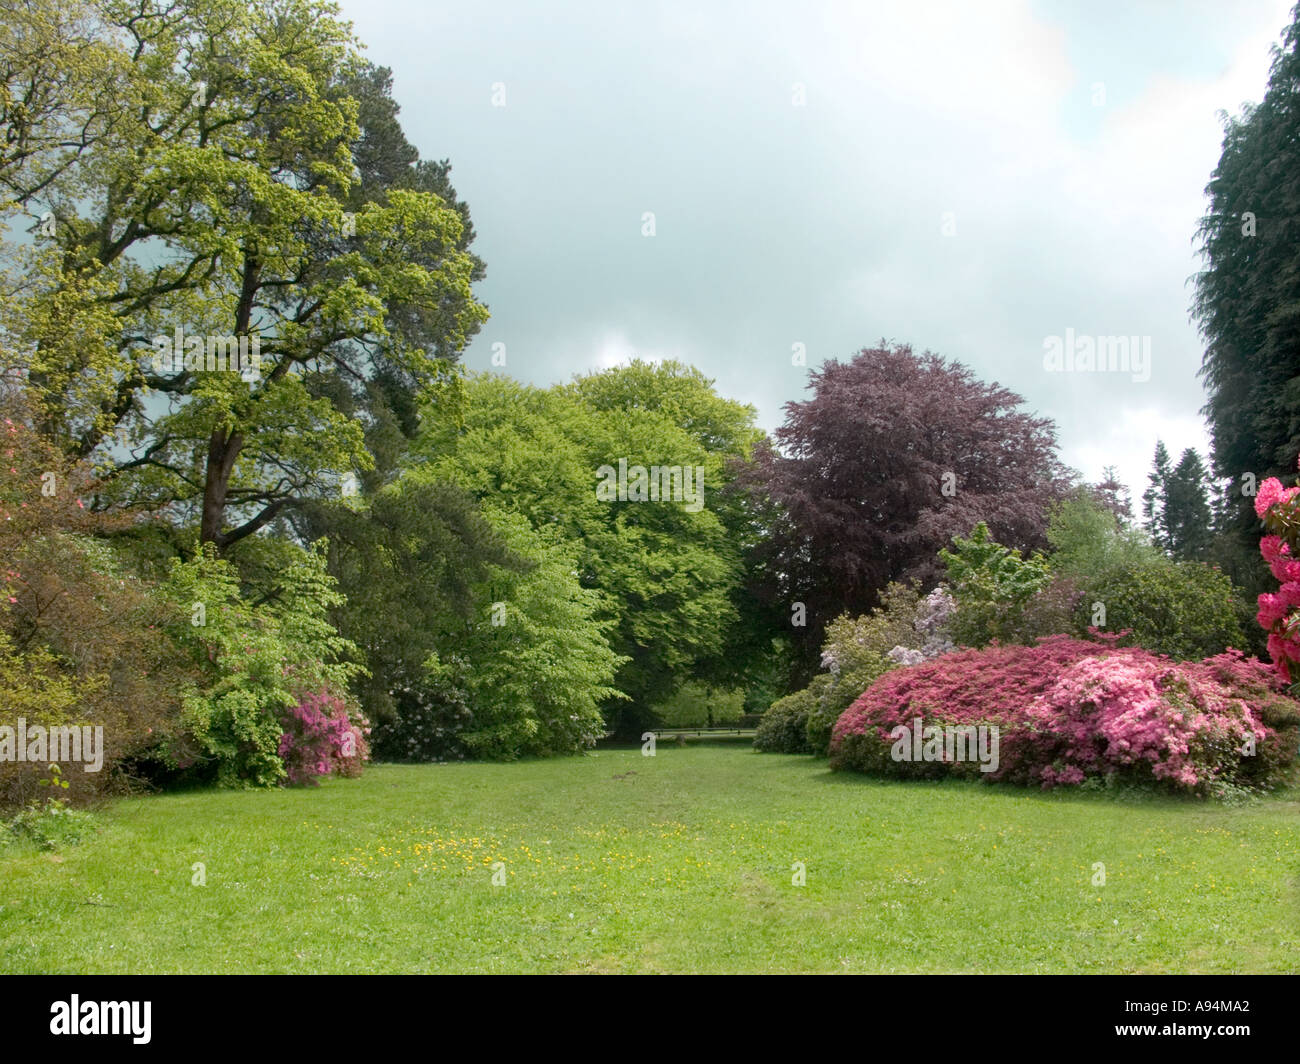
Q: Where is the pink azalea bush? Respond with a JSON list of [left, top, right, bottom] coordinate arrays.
[[1025, 652, 1286, 791], [278, 689, 371, 786], [828, 635, 1298, 795]]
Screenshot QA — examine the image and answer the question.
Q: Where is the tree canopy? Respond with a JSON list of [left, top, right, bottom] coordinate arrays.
[[410, 363, 763, 736], [1, 0, 486, 551], [739, 342, 1071, 679], [1194, 3, 1300, 586]]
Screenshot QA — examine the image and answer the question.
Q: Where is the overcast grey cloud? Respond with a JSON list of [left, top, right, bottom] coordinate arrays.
[[339, 0, 1295, 501]]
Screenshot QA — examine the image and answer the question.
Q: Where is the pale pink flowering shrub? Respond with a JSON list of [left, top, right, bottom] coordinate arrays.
[[886, 646, 925, 666], [1023, 653, 1277, 791], [913, 586, 958, 659], [887, 586, 957, 664]]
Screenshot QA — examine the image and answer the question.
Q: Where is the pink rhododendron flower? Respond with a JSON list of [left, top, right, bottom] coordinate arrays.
[[1260, 535, 1290, 565], [1254, 478, 1295, 518], [1256, 477, 1300, 681], [1257, 592, 1287, 629], [1268, 556, 1300, 583]]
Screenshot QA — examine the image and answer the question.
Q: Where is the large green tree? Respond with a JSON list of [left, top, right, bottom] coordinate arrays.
[[1194, 2, 1300, 588], [1142, 441, 1213, 560], [1141, 440, 1174, 549], [411, 364, 763, 737], [0, 0, 486, 551]]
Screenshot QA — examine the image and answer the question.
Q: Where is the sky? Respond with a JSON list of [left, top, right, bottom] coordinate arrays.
[[338, 0, 1297, 504]]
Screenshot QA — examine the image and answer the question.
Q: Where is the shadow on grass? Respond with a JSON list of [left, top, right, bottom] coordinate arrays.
[[751, 749, 1276, 812]]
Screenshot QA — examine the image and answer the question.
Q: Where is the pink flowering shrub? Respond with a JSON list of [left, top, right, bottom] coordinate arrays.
[[1253, 460, 1300, 682], [830, 635, 1112, 781], [1024, 652, 1283, 790], [278, 689, 371, 786], [828, 635, 1298, 795]]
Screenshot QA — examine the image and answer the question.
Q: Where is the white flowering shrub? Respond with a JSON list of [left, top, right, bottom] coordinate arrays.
[[790, 583, 954, 755]]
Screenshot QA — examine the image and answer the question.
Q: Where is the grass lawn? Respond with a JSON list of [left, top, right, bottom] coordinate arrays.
[[1, 745, 1297, 973]]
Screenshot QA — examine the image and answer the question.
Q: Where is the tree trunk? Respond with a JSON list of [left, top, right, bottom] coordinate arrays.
[[200, 426, 243, 548]]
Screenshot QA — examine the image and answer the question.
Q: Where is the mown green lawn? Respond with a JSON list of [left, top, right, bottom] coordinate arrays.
[[1, 745, 1297, 973]]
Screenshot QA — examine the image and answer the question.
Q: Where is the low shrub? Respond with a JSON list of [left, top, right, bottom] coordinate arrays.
[[1023, 651, 1288, 794], [3, 795, 95, 851], [0, 412, 197, 808], [160, 542, 363, 787], [0, 536, 197, 809], [1045, 493, 1246, 659], [278, 689, 371, 786], [370, 684, 472, 762], [805, 663, 891, 757], [829, 635, 1298, 796], [754, 682, 821, 754]]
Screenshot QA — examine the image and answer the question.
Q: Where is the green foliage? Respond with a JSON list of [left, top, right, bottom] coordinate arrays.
[[753, 682, 820, 754], [301, 477, 521, 733], [446, 514, 626, 759], [941, 522, 1051, 648], [1078, 560, 1246, 661], [737, 643, 790, 716], [159, 541, 362, 787], [823, 583, 925, 668], [1048, 492, 1157, 574], [0, 628, 83, 731], [412, 366, 759, 739], [653, 681, 745, 728], [3, 795, 95, 851], [351, 489, 624, 761], [1048, 494, 1246, 659], [804, 685, 865, 759]]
